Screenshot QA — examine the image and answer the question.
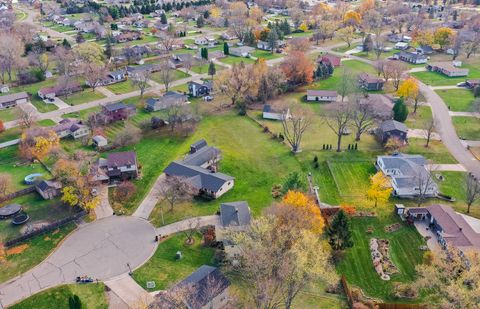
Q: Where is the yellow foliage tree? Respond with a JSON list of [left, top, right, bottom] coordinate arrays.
[[299, 22, 308, 32], [31, 131, 59, 160], [414, 30, 435, 47], [434, 27, 456, 50], [61, 186, 79, 207], [283, 190, 325, 233], [367, 172, 392, 207], [397, 77, 421, 113], [343, 11, 361, 26], [210, 7, 222, 18]]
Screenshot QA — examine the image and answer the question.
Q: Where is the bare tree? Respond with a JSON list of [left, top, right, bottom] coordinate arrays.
[[17, 109, 37, 128], [325, 102, 352, 152], [388, 61, 407, 91], [281, 105, 313, 153], [182, 217, 201, 244], [159, 176, 197, 212], [83, 63, 107, 92], [338, 67, 355, 102], [158, 60, 174, 91], [0, 32, 23, 82], [415, 165, 437, 206], [374, 60, 389, 78], [165, 101, 192, 133], [157, 33, 178, 52], [424, 119, 435, 148], [131, 70, 151, 97], [0, 173, 13, 198], [351, 95, 376, 141], [466, 173, 480, 213]]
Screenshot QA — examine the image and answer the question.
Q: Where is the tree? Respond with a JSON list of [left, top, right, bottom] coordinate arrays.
[[113, 124, 142, 147], [384, 136, 406, 153], [466, 173, 480, 214], [196, 15, 205, 28], [280, 51, 314, 86], [393, 99, 409, 122], [413, 248, 480, 307], [0, 173, 13, 198], [68, 295, 82, 309], [159, 176, 197, 212], [338, 67, 356, 102], [363, 34, 373, 55], [74, 42, 105, 65], [75, 32, 85, 44], [424, 119, 435, 148], [0, 33, 23, 82], [287, 37, 311, 53], [131, 70, 151, 97], [29, 52, 50, 76], [157, 33, 178, 52], [0, 120, 4, 133], [414, 165, 436, 206], [266, 28, 279, 53], [343, 11, 361, 27], [158, 59, 175, 91], [351, 95, 375, 141], [223, 42, 229, 55], [397, 77, 420, 113], [366, 172, 392, 207], [281, 104, 313, 153], [208, 61, 216, 79], [325, 102, 352, 152], [160, 12, 168, 24], [19, 128, 59, 161], [434, 27, 456, 50], [326, 210, 353, 251], [283, 191, 325, 233], [17, 109, 37, 128], [388, 61, 407, 91], [83, 63, 107, 92], [336, 26, 355, 47], [281, 172, 306, 194]]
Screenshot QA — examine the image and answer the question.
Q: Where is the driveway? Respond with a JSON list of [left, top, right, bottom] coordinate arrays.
[[0, 216, 157, 308], [133, 174, 165, 220], [156, 215, 221, 237]]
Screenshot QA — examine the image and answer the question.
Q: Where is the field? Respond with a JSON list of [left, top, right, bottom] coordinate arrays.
[[327, 160, 376, 197], [435, 88, 475, 112], [150, 70, 190, 85], [132, 233, 215, 291], [251, 49, 282, 60], [10, 283, 107, 309], [452, 116, 480, 140], [405, 138, 457, 164]]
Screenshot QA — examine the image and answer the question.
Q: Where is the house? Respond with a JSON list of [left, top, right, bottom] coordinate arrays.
[[377, 120, 408, 144], [358, 73, 384, 91], [0, 84, 9, 93], [92, 135, 108, 148], [217, 201, 251, 259], [197, 50, 226, 61], [170, 53, 195, 68], [163, 140, 234, 199], [145, 91, 188, 112], [35, 180, 62, 200], [38, 82, 82, 100], [99, 151, 139, 181], [108, 69, 127, 82], [416, 45, 434, 55], [53, 118, 90, 139], [0, 92, 29, 109], [393, 51, 428, 64], [426, 62, 469, 77], [262, 104, 290, 121], [465, 79, 480, 89], [188, 80, 213, 97], [376, 153, 439, 198], [256, 40, 286, 51], [126, 63, 161, 76], [152, 265, 230, 309], [221, 32, 237, 40], [406, 204, 480, 251], [194, 37, 208, 45], [306, 90, 338, 102], [387, 33, 403, 43], [100, 102, 136, 123], [394, 42, 409, 50], [230, 46, 255, 57], [318, 54, 341, 67]]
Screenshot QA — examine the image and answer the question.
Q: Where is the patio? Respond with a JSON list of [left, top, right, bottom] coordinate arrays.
[[413, 220, 441, 252]]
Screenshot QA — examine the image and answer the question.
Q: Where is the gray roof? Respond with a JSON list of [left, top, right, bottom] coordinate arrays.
[[107, 152, 137, 168], [183, 145, 220, 166], [220, 201, 251, 227], [0, 92, 28, 104], [145, 91, 187, 110], [378, 154, 435, 191], [396, 51, 427, 61], [230, 46, 255, 54], [307, 90, 338, 97], [36, 180, 62, 192], [191, 139, 207, 150], [103, 102, 128, 112], [93, 135, 107, 143], [380, 120, 407, 133]]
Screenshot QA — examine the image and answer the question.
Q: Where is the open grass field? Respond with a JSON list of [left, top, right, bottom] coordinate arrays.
[[61, 89, 105, 106], [251, 49, 282, 60], [132, 233, 215, 291], [405, 138, 457, 164], [436, 88, 475, 112], [336, 214, 426, 302], [150, 70, 190, 85], [106, 81, 137, 95], [452, 116, 480, 140], [327, 160, 376, 197], [411, 64, 480, 86], [190, 62, 224, 74], [0, 223, 76, 284], [10, 283, 107, 309], [436, 171, 480, 218]]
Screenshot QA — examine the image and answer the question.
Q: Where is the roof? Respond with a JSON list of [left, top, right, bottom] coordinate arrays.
[[418, 45, 434, 52], [407, 207, 429, 215], [380, 120, 407, 133], [145, 91, 187, 110], [0, 92, 28, 104], [359, 72, 383, 84], [103, 102, 129, 112], [230, 46, 255, 53], [319, 54, 341, 66], [36, 180, 62, 191], [107, 152, 137, 168], [396, 51, 427, 61], [93, 135, 107, 143], [307, 90, 338, 97], [428, 62, 469, 74], [188, 80, 213, 90], [220, 201, 251, 227], [191, 139, 207, 150]]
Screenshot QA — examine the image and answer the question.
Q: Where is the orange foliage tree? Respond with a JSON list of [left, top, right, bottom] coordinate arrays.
[[280, 51, 314, 86], [0, 120, 4, 133], [340, 204, 356, 216], [283, 190, 325, 233]]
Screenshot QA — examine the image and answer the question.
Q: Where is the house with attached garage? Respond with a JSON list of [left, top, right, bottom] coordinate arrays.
[[38, 82, 83, 100], [257, 40, 286, 51], [426, 62, 469, 77], [376, 120, 408, 144], [306, 90, 338, 102], [188, 80, 213, 98], [98, 102, 136, 124], [145, 91, 188, 112], [52, 118, 91, 140], [0, 92, 29, 109], [416, 45, 434, 55], [163, 140, 234, 199], [262, 104, 290, 121], [393, 51, 428, 64], [216, 201, 252, 259], [358, 73, 384, 91], [230, 46, 255, 57], [96, 151, 139, 182], [376, 153, 438, 198], [394, 42, 409, 50]]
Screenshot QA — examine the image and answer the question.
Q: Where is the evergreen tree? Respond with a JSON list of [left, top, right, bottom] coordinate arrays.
[[224, 18, 229, 27], [393, 99, 409, 122], [203, 10, 210, 19], [62, 38, 71, 49], [281, 19, 291, 35], [326, 62, 334, 75], [223, 42, 229, 55], [326, 210, 353, 250], [160, 12, 168, 24], [267, 28, 279, 53], [363, 34, 374, 55], [208, 61, 216, 79], [105, 36, 113, 58], [196, 15, 205, 28], [75, 32, 85, 44], [281, 171, 306, 193], [68, 295, 82, 309]]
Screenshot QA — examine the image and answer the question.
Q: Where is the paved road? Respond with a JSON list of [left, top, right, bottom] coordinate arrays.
[[0, 216, 157, 308]]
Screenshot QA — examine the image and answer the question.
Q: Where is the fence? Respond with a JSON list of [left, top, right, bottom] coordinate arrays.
[[0, 186, 35, 204], [4, 210, 87, 248]]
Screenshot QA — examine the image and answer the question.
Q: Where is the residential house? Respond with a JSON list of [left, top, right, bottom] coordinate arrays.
[[196, 49, 225, 61], [38, 82, 83, 100], [426, 62, 469, 77], [133, 19, 151, 28], [465, 79, 480, 89], [97, 151, 139, 181], [393, 51, 428, 64], [0, 84, 9, 93], [376, 153, 439, 198], [257, 40, 286, 51], [394, 42, 409, 50], [114, 31, 141, 43], [145, 91, 188, 112], [306, 90, 338, 102], [387, 33, 403, 43], [262, 104, 290, 121], [0, 92, 29, 109], [358, 73, 384, 91], [35, 180, 62, 200], [406, 204, 480, 251], [152, 265, 230, 309], [92, 135, 108, 148], [163, 140, 234, 199], [217, 201, 252, 259], [170, 53, 195, 68], [318, 54, 341, 67], [221, 32, 237, 40], [188, 80, 213, 98], [194, 37, 208, 45], [229, 46, 255, 58], [376, 119, 408, 144], [416, 45, 434, 55], [99, 102, 136, 124], [53, 118, 90, 139]]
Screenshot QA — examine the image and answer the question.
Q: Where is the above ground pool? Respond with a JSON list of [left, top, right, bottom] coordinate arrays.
[[24, 173, 43, 185]]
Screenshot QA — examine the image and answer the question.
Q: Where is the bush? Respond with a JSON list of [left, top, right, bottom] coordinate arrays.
[[281, 171, 306, 193], [474, 85, 480, 97], [392, 100, 408, 122]]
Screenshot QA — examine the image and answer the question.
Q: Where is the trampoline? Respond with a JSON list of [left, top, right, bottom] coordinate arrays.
[[25, 173, 43, 185], [12, 213, 29, 225], [0, 204, 22, 219]]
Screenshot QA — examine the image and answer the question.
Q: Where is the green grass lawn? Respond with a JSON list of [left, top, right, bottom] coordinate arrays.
[[190, 62, 223, 74], [327, 160, 376, 197], [10, 283, 107, 309], [0, 107, 20, 122], [61, 89, 105, 106], [405, 138, 457, 164], [251, 50, 282, 60], [411, 64, 480, 86], [50, 25, 76, 33], [132, 233, 215, 291], [436, 88, 475, 112], [219, 55, 255, 65], [105, 81, 137, 95], [355, 49, 397, 61], [336, 214, 426, 302], [404, 105, 432, 129], [61, 106, 101, 120], [452, 116, 480, 140], [0, 223, 76, 284], [150, 70, 190, 85], [0, 127, 22, 143]]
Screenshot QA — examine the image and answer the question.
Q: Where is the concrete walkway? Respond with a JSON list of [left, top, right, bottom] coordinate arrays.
[[430, 85, 461, 90], [0, 139, 19, 149], [105, 274, 153, 308], [449, 111, 480, 118], [49, 97, 70, 110], [94, 186, 114, 220], [133, 174, 165, 220], [156, 215, 221, 237], [427, 164, 467, 172], [407, 129, 441, 140]]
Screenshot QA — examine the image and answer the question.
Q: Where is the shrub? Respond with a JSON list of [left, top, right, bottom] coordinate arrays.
[[393, 100, 408, 122]]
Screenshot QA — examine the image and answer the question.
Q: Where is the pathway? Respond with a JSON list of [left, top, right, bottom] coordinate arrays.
[[156, 215, 221, 237], [105, 274, 153, 308], [49, 97, 70, 110], [449, 111, 480, 118], [427, 164, 467, 172], [407, 129, 441, 140], [94, 185, 114, 220], [0, 139, 20, 149], [430, 85, 461, 90], [96, 87, 116, 98], [132, 174, 165, 220]]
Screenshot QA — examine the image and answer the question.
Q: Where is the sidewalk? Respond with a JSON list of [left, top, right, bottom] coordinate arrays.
[[427, 164, 467, 172], [449, 111, 480, 118], [156, 215, 221, 237]]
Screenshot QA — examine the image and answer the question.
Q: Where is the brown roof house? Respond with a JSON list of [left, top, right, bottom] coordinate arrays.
[[35, 180, 62, 200], [99, 152, 139, 181], [426, 62, 469, 77], [318, 54, 341, 67], [53, 118, 91, 140], [306, 90, 338, 102], [38, 82, 82, 100], [98, 102, 136, 124], [358, 73, 384, 91], [0, 92, 29, 109]]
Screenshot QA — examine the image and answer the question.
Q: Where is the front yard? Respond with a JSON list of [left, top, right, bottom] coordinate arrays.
[[436, 88, 475, 112], [105, 81, 137, 95], [411, 64, 480, 86], [452, 116, 480, 140], [61, 89, 105, 106]]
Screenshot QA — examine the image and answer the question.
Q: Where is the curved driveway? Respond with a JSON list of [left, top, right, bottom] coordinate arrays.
[[0, 216, 157, 308]]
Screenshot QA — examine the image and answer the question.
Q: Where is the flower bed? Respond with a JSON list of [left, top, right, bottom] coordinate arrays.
[[384, 223, 402, 233], [369, 238, 399, 281]]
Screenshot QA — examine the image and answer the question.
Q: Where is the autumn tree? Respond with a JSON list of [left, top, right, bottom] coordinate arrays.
[[325, 102, 352, 152], [0, 120, 4, 133], [336, 26, 355, 47], [326, 210, 353, 250], [434, 27, 456, 50], [366, 171, 392, 207], [466, 173, 480, 214], [19, 127, 60, 161], [114, 124, 142, 147], [351, 95, 375, 141], [83, 62, 107, 92], [281, 104, 313, 153], [158, 59, 175, 92], [159, 176, 197, 212], [157, 33, 178, 52], [17, 109, 37, 128], [283, 190, 325, 233], [131, 70, 151, 97], [73, 42, 105, 64], [287, 37, 311, 52], [280, 51, 314, 86], [414, 30, 435, 47], [0, 173, 13, 198], [388, 61, 408, 91], [0, 32, 23, 83], [343, 11, 361, 27], [397, 77, 421, 113]]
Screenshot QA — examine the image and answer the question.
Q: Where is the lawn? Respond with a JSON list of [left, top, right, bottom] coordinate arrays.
[[251, 50, 282, 60], [0, 127, 22, 143], [405, 138, 457, 164], [133, 233, 215, 291], [436, 88, 475, 112], [411, 64, 480, 86], [0, 107, 20, 122], [61, 89, 105, 106], [150, 70, 190, 85], [0, 223, 76, 284], [190, 62, 224, 74], [0, 79, 59, 113], [452, 116, 480, 140], [10, 283, 107, 309], [327, 160, 376, 197], [355, 49, 397, 61], [219, 55, 255, 65], [105, 81, 137, 95], [404, 105, 433, 129], [336, 214, 426, 302]]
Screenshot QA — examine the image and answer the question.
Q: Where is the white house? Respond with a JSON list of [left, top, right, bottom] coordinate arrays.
[[306, 90, 338, 102], [262, 104, 290, 120], [194, 37, 208, 45], [395, 42, 409, 50], [230, 46, 255, 57], [53, 119, 91, 140]]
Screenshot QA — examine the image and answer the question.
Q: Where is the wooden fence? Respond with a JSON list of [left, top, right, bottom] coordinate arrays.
[[0, 186, 35, 204]]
